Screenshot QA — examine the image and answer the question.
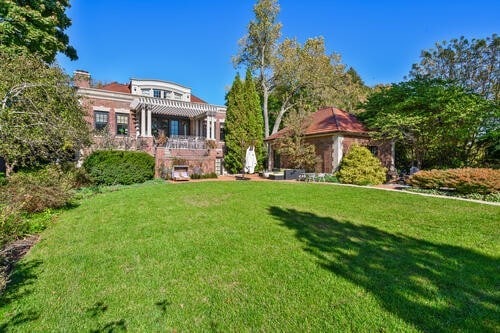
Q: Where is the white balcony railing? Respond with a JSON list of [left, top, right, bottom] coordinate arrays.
[[166, 135, 207, 150]]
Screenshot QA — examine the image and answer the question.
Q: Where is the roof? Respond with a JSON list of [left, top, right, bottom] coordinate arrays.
[[100, 82, 131, 94], [190, 94, 207, 104], [130, 96, 219, 118], [99, 82, 207, 104], [266, 107, 368, 140]]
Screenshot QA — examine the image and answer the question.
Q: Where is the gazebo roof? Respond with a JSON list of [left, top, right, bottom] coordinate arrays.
[[130, 96, 220, 118], [266, 107, 369, 141]]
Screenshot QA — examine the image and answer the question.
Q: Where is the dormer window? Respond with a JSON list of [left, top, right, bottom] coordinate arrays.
[[174, 92, 182, 100], [153, 89, 161, 98], [141, 88, 151, 96], [163, 90, 171, 99]]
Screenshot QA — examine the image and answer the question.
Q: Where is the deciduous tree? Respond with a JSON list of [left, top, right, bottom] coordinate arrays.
[[409, 34, 499, 101], [275, 108, 319, 171], [234, 0, 281, 139], [361, 78, 498, 169], [0, 0, 77, 62], [0, 50, 90, 176]]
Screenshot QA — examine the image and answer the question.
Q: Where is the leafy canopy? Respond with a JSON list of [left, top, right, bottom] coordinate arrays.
[[361, 78, 498, 169], [0, 49, 90, 176], [409, 34, 499, 101], [0, 0, 77, 62]]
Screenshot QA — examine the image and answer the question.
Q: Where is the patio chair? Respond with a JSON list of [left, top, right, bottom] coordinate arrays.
[[316, 173, 326, 182], [305, 173, 316, 182]]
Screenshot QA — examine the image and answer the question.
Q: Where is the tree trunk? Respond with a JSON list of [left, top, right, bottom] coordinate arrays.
[[5, 160, 15, 178], [271, 106, 287, 135]]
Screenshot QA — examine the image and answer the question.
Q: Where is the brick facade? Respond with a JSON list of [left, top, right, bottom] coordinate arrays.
[[267, 107, 395, 174], [75, 72, 226, 176]]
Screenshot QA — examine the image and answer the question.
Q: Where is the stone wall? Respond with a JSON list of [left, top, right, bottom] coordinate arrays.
[[154, 147, 221, 178]]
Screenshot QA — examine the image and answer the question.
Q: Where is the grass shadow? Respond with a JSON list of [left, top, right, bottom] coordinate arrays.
[[269, 206, 499, 332], [0, 259, 42, 330]]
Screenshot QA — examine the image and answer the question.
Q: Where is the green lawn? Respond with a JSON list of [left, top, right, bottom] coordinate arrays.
[[1, 181, 499, 332]]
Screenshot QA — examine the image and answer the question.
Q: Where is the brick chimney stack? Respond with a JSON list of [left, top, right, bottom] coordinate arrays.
[[73, 70, 91, 88]]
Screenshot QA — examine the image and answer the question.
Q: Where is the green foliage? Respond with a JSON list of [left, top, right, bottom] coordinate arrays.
[[0, 50, 90, 176], [0, 164, 74, 213], [409, 168, 500, 195], [0, 0, 77, 62], [224, 71, 265, 173], [409, 34, 499, 101], [234, 0, 282, 139], [0, 201, 25, 246], [83, 150, 155, 186], [361, 78, 499, 169], [276, 109, 319, 171], [337, 145, 387, 185], [271, 37, 348, 134]]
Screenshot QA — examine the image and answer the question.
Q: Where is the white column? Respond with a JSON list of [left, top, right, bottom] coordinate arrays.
[[332, 135, 343, 171], [206, 118, 210, 139], [146, 107, 152, 137], [211, 118, 216, 140], [141, 107, 146, 137]]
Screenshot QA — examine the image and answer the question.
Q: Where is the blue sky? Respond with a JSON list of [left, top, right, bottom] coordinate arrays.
[[57, 0, 499, 105]]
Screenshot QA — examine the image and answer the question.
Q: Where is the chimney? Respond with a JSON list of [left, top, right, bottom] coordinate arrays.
[[73, 70, 91, 88]]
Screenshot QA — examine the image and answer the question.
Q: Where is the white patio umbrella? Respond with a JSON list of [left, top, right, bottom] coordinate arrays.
[[244, 146, 257, 174]]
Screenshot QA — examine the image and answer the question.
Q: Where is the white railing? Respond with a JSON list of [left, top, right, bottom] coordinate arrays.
[[166, 135, 207, 150]]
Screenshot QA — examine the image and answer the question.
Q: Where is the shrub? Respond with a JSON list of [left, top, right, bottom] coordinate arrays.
[[83, 150, 155, 185], [1, 165, 74, 213], [337, 145, 387, 185], [0, 202, 26, 246], [409, 168, 500, 194]]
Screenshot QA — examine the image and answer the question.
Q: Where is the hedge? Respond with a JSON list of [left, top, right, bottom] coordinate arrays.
[[408, 168, 500, 194], [83, 150, 155, 185]]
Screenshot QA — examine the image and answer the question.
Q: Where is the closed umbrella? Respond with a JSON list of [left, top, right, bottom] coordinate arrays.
[[244, 146, 257, 174]]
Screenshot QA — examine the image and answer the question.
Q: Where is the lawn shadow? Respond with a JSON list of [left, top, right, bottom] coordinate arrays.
[[269, 206, 499, 332], [0, 258, 42, 330], [155, 299, 171, 315], [90, 319, 127, 332]]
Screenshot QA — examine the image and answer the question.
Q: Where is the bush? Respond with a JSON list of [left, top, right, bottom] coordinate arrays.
[[83, 150, 155, 185], [0, 202, 26, 246], [409, 168, 500, 194], [337, 145, 387, 185], [1, 165, 74, 213]]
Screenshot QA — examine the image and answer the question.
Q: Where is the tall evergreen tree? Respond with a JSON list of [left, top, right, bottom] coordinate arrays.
[[243, 69, 265, 170], [224, 73, 247, 173], [224, 71, 266, 174]]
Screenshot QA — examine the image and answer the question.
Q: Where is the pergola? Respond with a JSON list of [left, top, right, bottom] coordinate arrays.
[[130, 96, 219, 139]]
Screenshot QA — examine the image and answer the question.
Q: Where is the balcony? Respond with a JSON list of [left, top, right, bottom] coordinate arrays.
[[165, 135, 207, 150]]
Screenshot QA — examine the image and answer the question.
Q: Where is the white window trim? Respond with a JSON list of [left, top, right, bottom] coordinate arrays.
[[92, 106, 111, 112]]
